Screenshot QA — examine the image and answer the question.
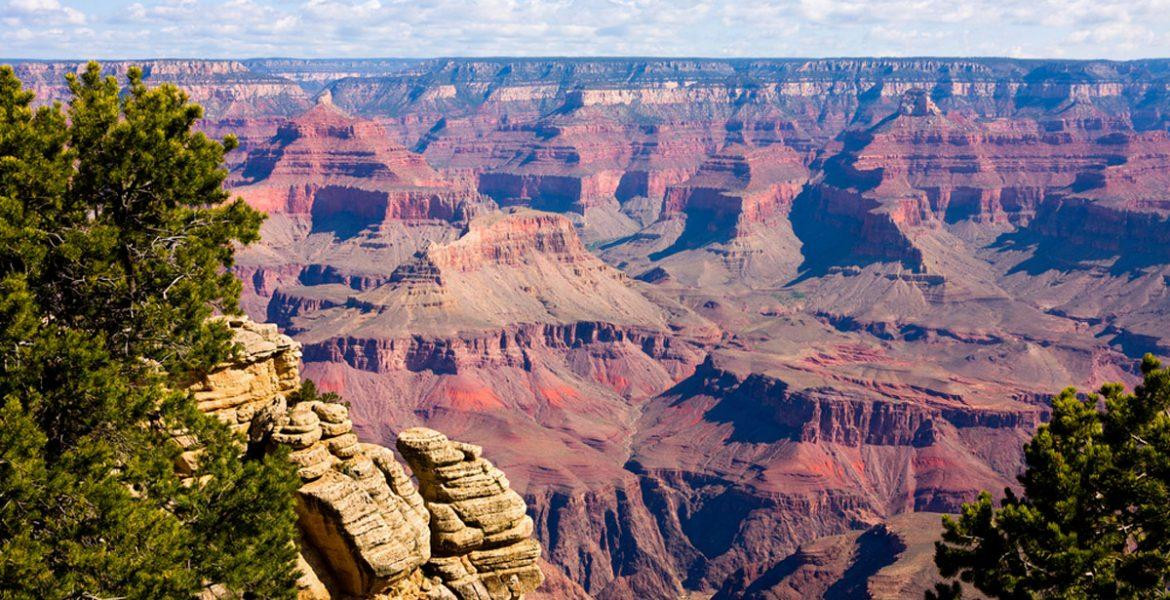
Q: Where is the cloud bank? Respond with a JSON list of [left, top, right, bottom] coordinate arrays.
[[3, 0, 1170, 59]]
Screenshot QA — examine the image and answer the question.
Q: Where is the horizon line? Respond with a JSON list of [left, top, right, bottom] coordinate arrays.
[[5, 55, 1170, 63]]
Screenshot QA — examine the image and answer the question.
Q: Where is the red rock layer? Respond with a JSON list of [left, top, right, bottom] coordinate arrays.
[[231, 100, 479, 226], [623, 352, 1043, 591], [808, 101, 1170, 272], [662, 143, 809, 236]]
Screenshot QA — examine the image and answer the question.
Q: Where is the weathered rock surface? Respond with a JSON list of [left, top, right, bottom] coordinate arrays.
[[191, 317, 302, 436], [230, 96, 461, 216], [711, 512, 957, 600], [195, 317, 543, 599], [222, 95, 489, 318], [13, 60, 313, 119], [397, 428, 544, 599]]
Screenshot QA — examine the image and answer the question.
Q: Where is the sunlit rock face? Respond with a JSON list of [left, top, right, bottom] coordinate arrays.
[[194, 317, 544, 600]]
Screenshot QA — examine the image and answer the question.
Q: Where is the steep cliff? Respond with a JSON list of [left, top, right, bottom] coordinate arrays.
[[711, 512, 955, 600], [261, 209, 718, 598], [12, 60, 313, 119], [191, 317, 544, 599], [227, 95, 489, 317]]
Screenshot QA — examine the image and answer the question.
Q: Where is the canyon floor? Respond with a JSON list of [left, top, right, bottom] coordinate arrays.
[[16, 57, 1170, 598]]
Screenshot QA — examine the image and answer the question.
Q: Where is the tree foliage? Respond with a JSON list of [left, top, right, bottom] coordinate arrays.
[[0, 62, 299, 598], [931, 356, 1170, 599]]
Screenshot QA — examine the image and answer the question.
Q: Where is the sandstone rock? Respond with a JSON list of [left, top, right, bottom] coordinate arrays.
[[189, 316, 301, 434], [296, 470, 428, 594], [289, 443, 333, 479], [269, 398, 433, 598], [190, 317, 542, 599], [398, 427, 545, 600]]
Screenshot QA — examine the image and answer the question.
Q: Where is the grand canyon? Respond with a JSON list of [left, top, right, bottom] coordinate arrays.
[[14, 57, 1170, 598]]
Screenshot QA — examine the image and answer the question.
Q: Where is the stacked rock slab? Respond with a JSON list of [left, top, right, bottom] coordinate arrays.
[[195, 317, 543, 599], [397, 428, 545, 600], [190, 316, 301, 435], [269, 398, 434, 598]]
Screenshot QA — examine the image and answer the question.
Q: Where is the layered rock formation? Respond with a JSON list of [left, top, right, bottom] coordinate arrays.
[[226, 95, 488, 317], [626, 343, 1047, 591], [12, 60, 313, 120], [259, 208, 718, 598], [231, 95, 457, 215], [806, 93, 1169, 268], [396, 428, 544, 599], [712, 512, 954, 599], [21, 57, 1170, 598], [193, 317, 544, 599], [190, 317, 302, 436]]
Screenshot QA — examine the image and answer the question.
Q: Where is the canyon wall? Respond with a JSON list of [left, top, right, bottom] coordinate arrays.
[[16, 57, 1170, 598]]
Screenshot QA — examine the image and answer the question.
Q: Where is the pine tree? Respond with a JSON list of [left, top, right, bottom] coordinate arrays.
[[0, 63, 299, 598], [930, 355, 1170, 599]]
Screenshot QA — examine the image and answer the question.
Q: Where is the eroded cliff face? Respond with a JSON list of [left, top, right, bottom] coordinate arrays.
[[710, 512, 953, 600], [13, 60, 314, 120], [191, 317, 544, 599], [259, 209, 717, 598]]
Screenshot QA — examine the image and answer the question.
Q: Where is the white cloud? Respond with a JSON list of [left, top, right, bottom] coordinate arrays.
[[6, 0, 86, 25], [1066, 22, 1155, 51], [1, 0, 1169, 59], [10, 0, 59, 10]]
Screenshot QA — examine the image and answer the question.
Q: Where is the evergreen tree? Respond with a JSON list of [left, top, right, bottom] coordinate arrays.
[[930, 356, 1170, 599], [0, 63, 300, 598]]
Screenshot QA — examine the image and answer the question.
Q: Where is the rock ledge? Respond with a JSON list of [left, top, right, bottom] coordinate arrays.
[[194, 316, 544, 599]]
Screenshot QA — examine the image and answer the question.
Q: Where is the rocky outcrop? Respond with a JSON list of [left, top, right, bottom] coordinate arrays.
[[397, 428, 544, 599], [191, 317, 302, 436], [231, 99, 476, 222], [194, 317, 544, 599], [660, 143, 808, 242], [270, 399, 432, 598], [276, 209, 715, 380]]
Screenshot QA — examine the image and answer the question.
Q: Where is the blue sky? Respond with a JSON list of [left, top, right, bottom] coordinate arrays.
[[3, 0, 1169, 59]]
